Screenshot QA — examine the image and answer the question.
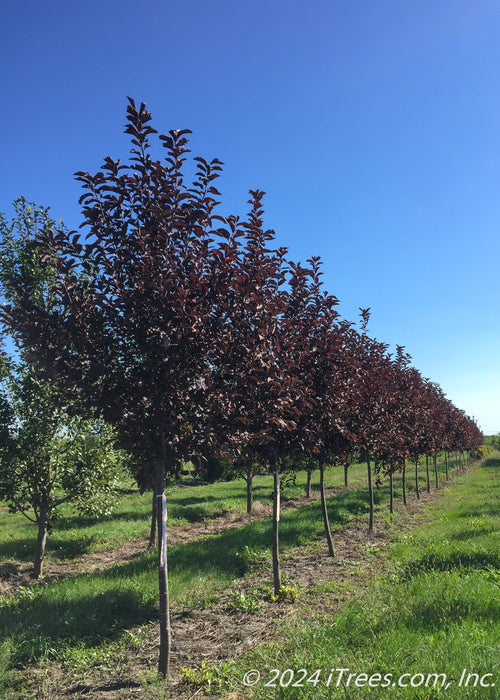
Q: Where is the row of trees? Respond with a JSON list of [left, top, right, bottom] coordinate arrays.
[[0, 99, 482, 677]]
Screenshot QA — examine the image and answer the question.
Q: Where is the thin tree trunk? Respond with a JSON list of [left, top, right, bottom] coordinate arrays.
[[389, 464, 394, 514], [319, 462, 335, 556], [246, 473, 253, 514], [156, 431, 171, 678], [33, 508, 49, 579], [402, 461, 407, 506], [445, 450, 449, 480], [426, 455, 430, 493], [271, 457, 281, 596], [148, 491, 157, 550], [434, 454, 438, 489], [367, 452, 374, 533], [344, 462, 349, 487], [305, 468, 312, 498], [415, 458, 420, 499]]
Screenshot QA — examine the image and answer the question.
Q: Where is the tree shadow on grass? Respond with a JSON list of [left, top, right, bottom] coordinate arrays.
[[449, 524, 497, 542], [166, 494, 221, 508], [455, 504, 500, 519], [170, 504, 229, 522], [1, 586, 157, 665], [0, 533, 107, 563], [482, 457, 500, 469], [405, 593, 500, 632], [399, 551, 500, 582], [54, 509, 150, 531], [0, 537, 35, 562], [47, 533, 106, 560]]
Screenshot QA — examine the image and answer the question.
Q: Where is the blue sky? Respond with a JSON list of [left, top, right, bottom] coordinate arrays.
[[1, 0, 499, 434]]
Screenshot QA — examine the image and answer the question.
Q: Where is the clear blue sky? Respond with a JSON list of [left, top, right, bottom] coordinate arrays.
[[1, 0, 499, 434]]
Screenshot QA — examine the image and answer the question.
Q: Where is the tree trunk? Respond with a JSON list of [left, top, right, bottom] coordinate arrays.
[[367, 452, 374, 533], [148, 491, 157, 550], [402, 461, 407, 506], [246, 473, 253, 514], [305, 468, 312, 498], [445, 450, 449, 481], [33, 508, 49, 579], [319, 462, 335, 556], [344, 462, 349, 487], [415, 458, 420, 499], [156, 433, 171, 678], [389, 464, 394, 514], [434, 454, 438, 489], [271, 457, 281, 596], [426, 455, 430, 493]]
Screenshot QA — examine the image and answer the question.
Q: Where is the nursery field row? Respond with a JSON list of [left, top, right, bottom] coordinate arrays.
[[1, 451, 496, 698]]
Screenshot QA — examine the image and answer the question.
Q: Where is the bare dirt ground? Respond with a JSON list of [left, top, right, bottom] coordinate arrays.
[[14, 481, 450, 700]]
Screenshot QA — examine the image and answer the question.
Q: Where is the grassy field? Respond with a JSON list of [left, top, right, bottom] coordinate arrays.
[[0, 452, 494, 698]]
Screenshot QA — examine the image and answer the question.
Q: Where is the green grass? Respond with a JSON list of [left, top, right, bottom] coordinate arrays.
[[229, 455, 500, 698]]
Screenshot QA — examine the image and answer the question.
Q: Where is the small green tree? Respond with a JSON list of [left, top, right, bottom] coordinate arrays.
[[0, 353, 123, 578], [0, 199, 123, 577]]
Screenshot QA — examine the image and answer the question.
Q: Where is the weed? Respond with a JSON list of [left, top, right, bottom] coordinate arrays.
[[265, 584, 301, 603], [226, 590, 261, 613], [362, 543, 381, 556], [181, 659, 232, 693]]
